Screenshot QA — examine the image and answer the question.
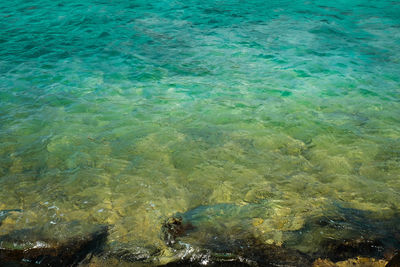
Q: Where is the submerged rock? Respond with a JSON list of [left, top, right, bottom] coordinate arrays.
[[160, 203, 400, 266], [161, 221, 312, 266], [162, 216, 194, 246], [0, 209, 22, 226], [0, 221, 108, 266], [313, 257, 387, 267], [101, 241, 161, 264], [161, 204, 312, 266], [282, 203, 400, 262], [387, 252, 400, 267], [317, 238, 385, 262]]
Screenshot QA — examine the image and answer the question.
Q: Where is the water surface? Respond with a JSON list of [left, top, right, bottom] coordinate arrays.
[[0, 0, 400, 264]]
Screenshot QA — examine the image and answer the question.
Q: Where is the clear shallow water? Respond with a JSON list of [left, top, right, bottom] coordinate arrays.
[[0, 0, 400, 264]]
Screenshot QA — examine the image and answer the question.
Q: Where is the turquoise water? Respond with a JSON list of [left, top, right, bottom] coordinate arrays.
[[1, 0, 400, 265]]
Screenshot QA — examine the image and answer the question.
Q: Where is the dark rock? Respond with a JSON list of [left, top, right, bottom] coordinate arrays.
[[162, 204, 312, 266], [318, 238, 385, 262], [211, 237, 312, 266], [0, 221, 108, 266], [102, 242, 161, 263], [161, 228, 312, 266], [160, 203, 400, 266], [162, 259, 252, 266], [387, 252, 400, 267], [287, 203, 400, 262], [162, 216, 194, 246]]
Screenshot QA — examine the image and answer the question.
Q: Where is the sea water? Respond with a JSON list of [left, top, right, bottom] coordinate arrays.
[[0, 0, 399, 264]]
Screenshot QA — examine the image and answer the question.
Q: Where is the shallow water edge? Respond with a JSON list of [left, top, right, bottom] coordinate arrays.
[[1, 204, 400, 266]]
